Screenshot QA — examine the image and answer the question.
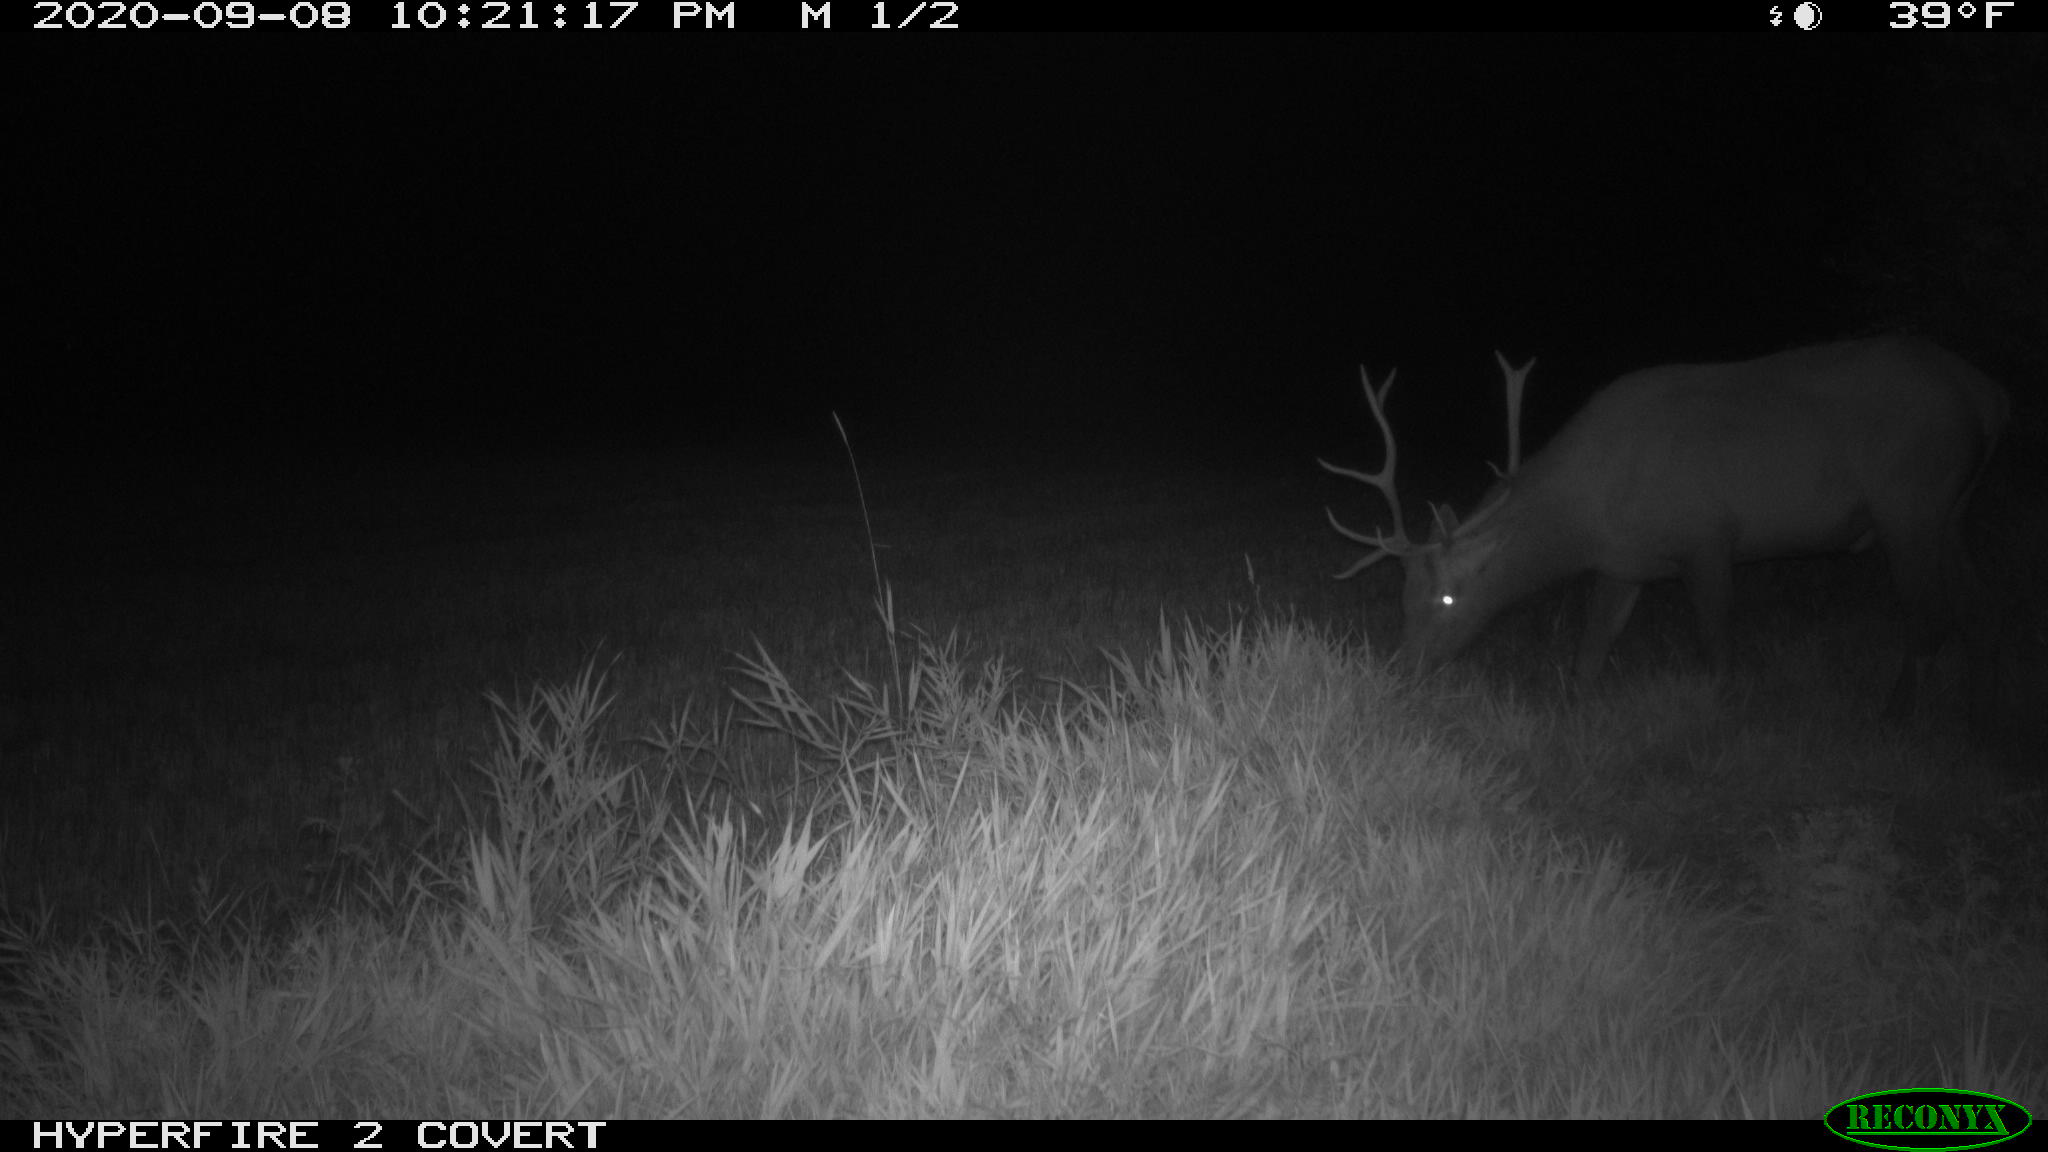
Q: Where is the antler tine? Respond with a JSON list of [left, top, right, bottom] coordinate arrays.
[[1318, 364, 1415, 577], [1490, 351, 1535, 478]]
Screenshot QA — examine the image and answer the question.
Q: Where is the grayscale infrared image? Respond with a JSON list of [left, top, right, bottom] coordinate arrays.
[[9, 5, 2045, 1122]]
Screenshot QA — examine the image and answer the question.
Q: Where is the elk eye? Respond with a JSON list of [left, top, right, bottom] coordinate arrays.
[[1439, 593, 1455, 608]]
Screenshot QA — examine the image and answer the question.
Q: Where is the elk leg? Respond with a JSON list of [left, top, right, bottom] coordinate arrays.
[[1577, 577, 1641, 683], [1682, 552, 1736, 681]]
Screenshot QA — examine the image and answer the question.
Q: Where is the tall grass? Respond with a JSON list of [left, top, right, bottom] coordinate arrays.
[[4, 446, 2040, 1117], [5, 617, 2039, 1117]]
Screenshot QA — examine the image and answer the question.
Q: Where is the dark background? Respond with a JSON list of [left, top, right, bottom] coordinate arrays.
[[16, 7, 2044, 534]]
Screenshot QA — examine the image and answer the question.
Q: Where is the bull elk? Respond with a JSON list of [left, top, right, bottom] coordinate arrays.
[[1319, 335, 2007, 727]]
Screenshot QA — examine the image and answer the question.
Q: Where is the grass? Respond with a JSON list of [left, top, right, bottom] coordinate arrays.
[[2, 446, 2042, 1117]]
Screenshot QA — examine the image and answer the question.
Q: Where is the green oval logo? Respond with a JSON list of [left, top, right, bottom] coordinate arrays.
[[1825, 1089, 2032, 1151]]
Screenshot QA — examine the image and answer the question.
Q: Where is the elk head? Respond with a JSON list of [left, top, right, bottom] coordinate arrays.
[[1317, 353, 1536, 674]]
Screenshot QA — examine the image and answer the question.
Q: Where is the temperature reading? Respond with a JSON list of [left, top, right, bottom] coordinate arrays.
[[1889, 2, 2017, 28]]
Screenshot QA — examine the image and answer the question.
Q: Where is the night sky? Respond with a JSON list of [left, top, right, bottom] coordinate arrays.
[[19, 8, 2041, 517]]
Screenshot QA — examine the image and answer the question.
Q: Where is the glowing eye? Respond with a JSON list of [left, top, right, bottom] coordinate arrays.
[[1439, 594, 1455, 608]]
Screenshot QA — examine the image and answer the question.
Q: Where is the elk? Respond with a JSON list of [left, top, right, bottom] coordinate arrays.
[[1319, 336, 2007, 726]]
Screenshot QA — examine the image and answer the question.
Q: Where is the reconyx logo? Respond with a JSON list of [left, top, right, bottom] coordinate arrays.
[[1826, 1088, 2031, 1151]]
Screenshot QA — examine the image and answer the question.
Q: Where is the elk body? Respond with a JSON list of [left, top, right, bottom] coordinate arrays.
[[1319, 336, 2007, 726]]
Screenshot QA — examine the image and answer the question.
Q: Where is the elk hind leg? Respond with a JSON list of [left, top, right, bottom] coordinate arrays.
[[1880, 518, 1991, 724], [1682, 553, 1736, 683]]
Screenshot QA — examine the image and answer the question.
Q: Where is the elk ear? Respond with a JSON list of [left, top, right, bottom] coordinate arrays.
[[1427, 502, 1460, 542]]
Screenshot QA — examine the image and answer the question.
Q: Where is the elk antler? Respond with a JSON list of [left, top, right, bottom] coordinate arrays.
[[1318, 365, 1416, 579]]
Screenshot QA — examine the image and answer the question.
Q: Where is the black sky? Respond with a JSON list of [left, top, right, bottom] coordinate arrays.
[[19, 7, 2038, 505]]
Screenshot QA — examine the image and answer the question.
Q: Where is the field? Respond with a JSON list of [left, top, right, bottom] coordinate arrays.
[[3, 446, 2042, 1118]]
